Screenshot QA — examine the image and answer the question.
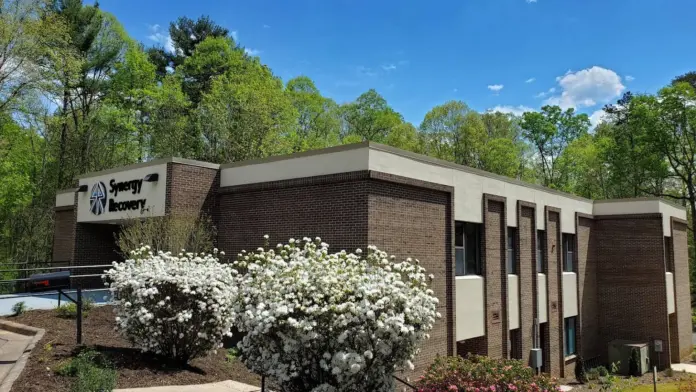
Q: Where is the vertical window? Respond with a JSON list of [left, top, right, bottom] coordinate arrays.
[[455, 222, 481, 276], [563, 234, 575, 272], [564, 317, 577, 356], [507, 227, 516, 274], [536, 230, 545, 273]]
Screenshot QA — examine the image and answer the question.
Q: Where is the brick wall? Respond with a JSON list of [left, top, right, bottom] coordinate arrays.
[[576, 215, 600, 359], [217, 171, 370, 256], [517, 202, 537, 366], [72, 222, 121, 288], [671, 219, 692, 362], [457, 337, 487, 357], [483, 195, 508, 359], [544, 208, 563, 376], [366, 175, 453, 375], [217, 170, 454, 379], [596, 214, 670, 368], [53, 207, 76, 265], [166, 163, 219, 219]]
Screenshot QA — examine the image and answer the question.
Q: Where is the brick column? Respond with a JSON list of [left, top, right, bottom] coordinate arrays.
[[576, 214, 599, 359], [483, 194, 508, 359], [517, 201, 537, 366], [670, 218, 691, 362], [544, 207, 563, 377]]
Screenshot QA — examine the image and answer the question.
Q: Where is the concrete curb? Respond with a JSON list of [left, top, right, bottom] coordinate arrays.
[[0, 320, 46, 392]]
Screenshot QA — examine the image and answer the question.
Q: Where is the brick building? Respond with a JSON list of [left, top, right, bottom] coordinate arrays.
[[53, 142, 692, 377]]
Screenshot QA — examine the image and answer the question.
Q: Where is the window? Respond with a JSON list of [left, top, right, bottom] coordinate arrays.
[[456, 222, 481, 276], [536, 230, 545, 273], [563, 234, 575, 272], [507, 227, 516, 274], [564, 317, 577, 357]]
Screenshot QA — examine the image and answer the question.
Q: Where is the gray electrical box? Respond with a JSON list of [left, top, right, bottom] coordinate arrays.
[[530, 348, 543, 369], [608, 340, 650, 375]]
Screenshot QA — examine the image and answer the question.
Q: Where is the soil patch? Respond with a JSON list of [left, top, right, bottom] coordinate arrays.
[[2, 306, 260, 392]]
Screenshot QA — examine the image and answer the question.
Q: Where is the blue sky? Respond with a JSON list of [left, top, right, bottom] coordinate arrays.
[[101, 0, 696, 126]]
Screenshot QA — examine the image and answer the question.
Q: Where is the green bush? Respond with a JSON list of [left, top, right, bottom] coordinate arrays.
[[417, 355, 559, 392], [586, 367, 600, 381], [55, 298, 94, 319], [597, 366, 609, 377], [54, 349, 116, 392], [11, 301, 28, 316]]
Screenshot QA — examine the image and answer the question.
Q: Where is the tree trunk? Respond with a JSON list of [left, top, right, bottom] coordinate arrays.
[[57, 89, 69, 187]]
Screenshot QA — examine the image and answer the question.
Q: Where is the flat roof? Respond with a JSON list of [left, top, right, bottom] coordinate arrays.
[[77, 157, 220, 179]]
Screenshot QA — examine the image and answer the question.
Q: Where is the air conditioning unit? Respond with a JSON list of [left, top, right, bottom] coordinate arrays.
[[608, 340, 650, 375]]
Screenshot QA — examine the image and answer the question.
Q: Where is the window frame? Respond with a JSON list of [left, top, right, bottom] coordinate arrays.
[[563, 234, 575, 273], [507, 227, 517, 275], [536, 230, 545, 273], [564, 316, 577, 357], [455, 222, 482, 276]]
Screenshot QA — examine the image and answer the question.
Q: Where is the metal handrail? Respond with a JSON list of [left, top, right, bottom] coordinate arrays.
[[0, 264, 114, 274]]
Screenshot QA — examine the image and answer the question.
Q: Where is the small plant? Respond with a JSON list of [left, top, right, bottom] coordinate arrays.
[[628, 348, 640, 376], [54, 349, 116, 392], [586, 367, 600, 381], [666, 367, 675, 377], [11, 301, 28, 316], [225, 347, 239, 363], [575, 356, 587, 383], [55, 298, 95, 319], [597, 365, 609, 377]]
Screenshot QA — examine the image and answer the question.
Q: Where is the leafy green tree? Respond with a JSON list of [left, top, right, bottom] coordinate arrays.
[[180, 36, 245, 105], [195, 65, 296, 163], [145, 74, 194, 158], [672, 71, 696, 90], [420, 101, 486, 167], [285, 76, 341, 151], [383, 122, 422, 152], [147, 15, 229, 78], [520, 105, 590, 189], [341, 89, 403, 142]]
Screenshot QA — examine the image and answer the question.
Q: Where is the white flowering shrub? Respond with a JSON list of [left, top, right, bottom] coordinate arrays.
[[104, 246, 237, 363], [231, 237, 440, 392]]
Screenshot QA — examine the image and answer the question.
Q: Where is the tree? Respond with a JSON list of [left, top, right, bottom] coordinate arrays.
[[672, 71, 696, 90], [0, 0, 72, 112], [285, 76, 341, 151], [195, 63, 296, 163], [520, 106, 590, 189], [420, 101, 486, 167], [147, 15, 229, 78], [341, 89, 403, 142]]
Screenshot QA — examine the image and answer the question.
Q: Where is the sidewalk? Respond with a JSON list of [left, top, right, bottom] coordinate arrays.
[[115, 380, 262, 392]]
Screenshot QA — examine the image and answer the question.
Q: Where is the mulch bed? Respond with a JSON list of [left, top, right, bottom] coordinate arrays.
[[3, 306, 261, 392]]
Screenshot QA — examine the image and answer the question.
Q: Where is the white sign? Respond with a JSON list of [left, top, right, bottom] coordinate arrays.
[[77, 164, 167, 223], [654, 339, 663, 353]]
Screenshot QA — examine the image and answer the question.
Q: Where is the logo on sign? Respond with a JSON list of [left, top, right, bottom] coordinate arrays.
[[89, 181, 107, 215]]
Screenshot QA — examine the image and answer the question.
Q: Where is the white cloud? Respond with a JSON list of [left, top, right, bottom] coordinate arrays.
[[488, 105, 535, 116], [535, 87, 556, 98], [589, 109, 608, 127], [625, 75, 635, 82], [147, 24, 174, 53], [544, 66, 625, 109], [526, 77, 536, 83], [244, 48, 261, 56], [526, 0, 537, 3], [231, 31, 239, 41], [263, 24, 271, 29], [488, 84, 504, 92], [453, 88, 458, 93], [382, 64, 397, 71], [357, 66, 377, 77]]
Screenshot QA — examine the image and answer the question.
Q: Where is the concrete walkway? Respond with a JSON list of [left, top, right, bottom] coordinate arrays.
[[115, 380, 263, 392], [671, 363, 696, 373], [0, 329, 35, 391]]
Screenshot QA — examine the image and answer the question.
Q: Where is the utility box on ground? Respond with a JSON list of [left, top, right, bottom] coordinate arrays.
[[608, 340, 650, 375]]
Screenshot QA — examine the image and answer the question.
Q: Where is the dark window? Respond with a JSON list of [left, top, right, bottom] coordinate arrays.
[[507, 227, 517, 274], [455, 222, 482, 276], [564, 317, 577, 356], [563, 234, 575, 272], [536, 230, 545, 273]]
